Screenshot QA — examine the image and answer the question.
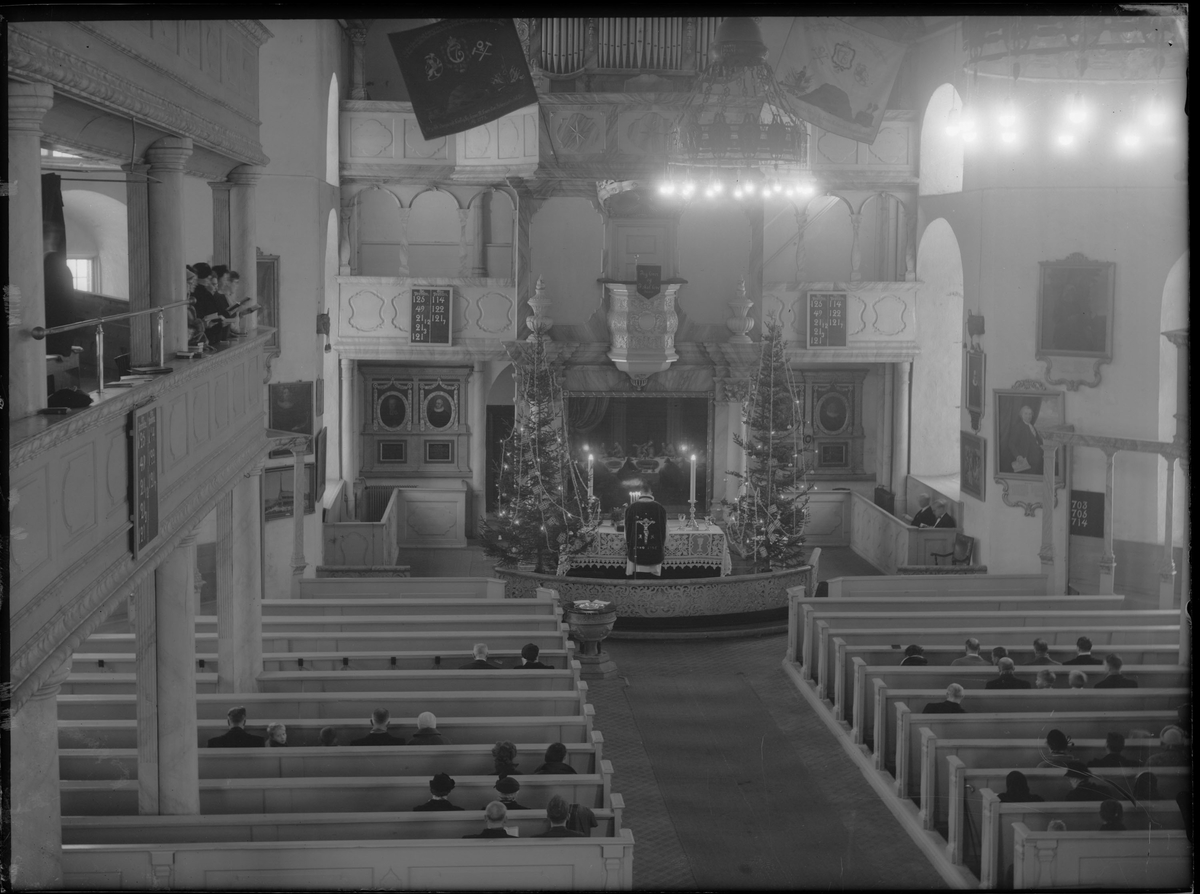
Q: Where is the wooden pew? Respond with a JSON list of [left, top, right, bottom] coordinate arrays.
[[60, 667, 585, 697], [979, 790, 1187, 889], [61, 767, 614, 816], [260, 596, 560, 617], [62, 828, 636, 891], [1011, 824, 1190, 891], [59, 712, 598, 749], [816, 624, 1179, 698], [61, 737, 605, 777], [62, 801, 626, 845], [79, 630, 570, 655], [848, 663, 1189, 738], [823, 574, 1048, 599], [69, 647, 577, 674], [297, 576, 507, 599], [875, 687, 1187, 770], [791, 594, 1127, 668], [945, 761, 1188, 864], [830, 641, 1181, 719], [893, 710, 1178, 798], [197, 613, 566, 634]]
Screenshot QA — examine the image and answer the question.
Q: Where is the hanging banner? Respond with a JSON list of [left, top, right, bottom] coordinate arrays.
[[636, 265, 662, 300], [776, 17, 908, 144], [390, 18, 538, 140]]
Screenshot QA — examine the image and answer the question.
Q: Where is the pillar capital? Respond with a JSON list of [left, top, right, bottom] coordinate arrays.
[[227, 164, 264, 186], [208, 179, 234, 193], [7, 82, 54, 131], [145, 136, 194, 172]]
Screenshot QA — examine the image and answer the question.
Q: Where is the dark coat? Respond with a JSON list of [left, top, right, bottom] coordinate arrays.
[[536, 826, 586, 837], [1094, 674, 1138, 689], [923, 700, 966, 714], [911, 507, 937, 528], [533, 761, 578, 775], [1087, 752, 1141, 769], [1024, 656, 1061, 665], [998, 792, 1045, 803], [514, 660, 552, 669], [900, 655, 928, 666], [349, 730, 406, 746], [458, 659, 501, 669], [1065, 780, 1113, 801], [491, 799, 530, 811], [932, 513, 956, 528], [413, 798, 463, 811], [986, 674, 1032, 689], [207, 727, 265, 748], [1063, 654, 1103, 665], [407, 728, 448, 746], [951, 654, 990, 666], [462, 828, 513, 838]]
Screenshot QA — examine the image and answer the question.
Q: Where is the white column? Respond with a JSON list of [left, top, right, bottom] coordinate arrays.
[[228, 165, 262, 332], [1178, 455, 1190, 665], [469, 361, 487, 536], [1159, 453, 1177, 610], [123, 163, 154, 365], [154, 535, 200, 814], [216, 471, 263, 691], [1038, 441, 1059, 592], [470, 194, 488, 276], [291, 444, 308, 597], [1097, 449, 1116, 594], [340, 357, 358, 516], [8, 82, 54, 420], [347, 21, 371, 100], [209, 180, 232, 267], [9, 655, 72, 889], [880, 363, 894, 490], [891, 361, 911, 511], [145, 137, 194, 356], [131, 577, 159, 814], [849, 210, 863, 282]]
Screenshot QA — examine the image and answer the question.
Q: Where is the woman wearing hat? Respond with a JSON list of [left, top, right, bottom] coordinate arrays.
[[412, 773, 463, 811], [489, 776, 530, 811]]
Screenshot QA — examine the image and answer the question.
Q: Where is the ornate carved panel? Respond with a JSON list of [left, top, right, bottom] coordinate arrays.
[[213, 371, 230, 432], [191, 381, 211, 445]]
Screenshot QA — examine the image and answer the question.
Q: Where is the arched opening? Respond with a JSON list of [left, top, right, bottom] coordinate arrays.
[[797, 195, 852, 283], [858, 192, 909, 282], [62, 186, 129, 298], [408, 189, 461, 278], [912, 217, 964, 477], [485, 364, 516, 512], [473, 189, 515, 281], [919, 84, 965, 197], [325, 73, 339, 187], [355, 186, 404, 276]]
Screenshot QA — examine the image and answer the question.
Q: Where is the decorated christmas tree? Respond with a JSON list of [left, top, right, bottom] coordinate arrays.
[[481, 332, 598, 572], [725, 321, 811, 572]]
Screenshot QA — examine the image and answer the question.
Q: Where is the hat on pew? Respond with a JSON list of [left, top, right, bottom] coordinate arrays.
[[494, 776, 521, 795], [430, 773, 456, 795]]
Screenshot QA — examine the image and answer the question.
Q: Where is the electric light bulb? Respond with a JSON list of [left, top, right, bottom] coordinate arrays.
[[773, 180, 783, 193], [744, 183, 756, 196], [704, 188, 715, 198], [659, 181, 675, 196], [1067, 91, 1086, 125], [783, 186, 794, 197], [1057, 132, 1075, 147], [998, 98, 1017, 128], [682, 180, 696, 195], [944, 107, 961, 137], [1147, 93, 1168, 127], [712, 181, 723, 194], [1001, 130, 1018, 145], [1120, 130, 1141, 149], [733, 188, 744, 199]]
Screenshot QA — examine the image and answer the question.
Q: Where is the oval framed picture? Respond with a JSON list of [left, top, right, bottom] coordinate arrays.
[[816, 392, 848, 435], [377, 390, 409, 431], [424, 391, 455, 430]]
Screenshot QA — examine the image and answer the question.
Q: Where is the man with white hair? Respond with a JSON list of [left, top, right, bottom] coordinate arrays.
[[407, 711, 448, 745], [911, 493, 936, 528], [923, 683, 967, 713], [459, 643, 500, 669], [951, 638, 989, 666], [462, 801, 514, 838], [986, 657, 1032, 689]]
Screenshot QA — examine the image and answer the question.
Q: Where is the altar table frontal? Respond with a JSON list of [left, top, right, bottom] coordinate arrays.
[[561, 522, 731, 577]]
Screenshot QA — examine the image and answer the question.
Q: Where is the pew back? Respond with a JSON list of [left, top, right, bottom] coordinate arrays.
[[199, 615, 565, 634], [69, 648, 577, 674], [1011, 823, 1190, 891], [297, 577, 507, 599], [78, 631, 570, 654], [261, 597, 558, 617], [824, 574, 1048, 599]]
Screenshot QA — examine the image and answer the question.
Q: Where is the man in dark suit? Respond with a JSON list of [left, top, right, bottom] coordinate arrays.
[[207, 706, 265, 748], [1063, 636, 1103, 665], [986, 657, 1033, 689], [1093, 653, 1138, 688], [911, 494, 936, 528], [535, 795, 586, 838], [350, 707, 406, 745], [407, 711, 448, 745], [459, 643, 502, 669], [931, 499, 956, 528], [413, 773, 464, 811], [462, 801, 514, 838], [951, 638, 989, 666], [514, 642, 551, 669], [625, 489, 667, 577], [1005, 403, 1044, 475], [1087, 732, 1141, 768], [1023, 638, 1061, 666], [923, 683, 967, 713]]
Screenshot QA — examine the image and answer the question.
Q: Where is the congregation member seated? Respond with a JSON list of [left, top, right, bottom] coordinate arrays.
[[463, 801, 514, 838], [491, 776, 530, 811], [535, 795, 585, 837], [492, 740, 520, 777], [923, 683, 967, 713], [1037, 729, 1075, 768], [985, 657, 1031, 689], [1098, 799, 1126, 831], [407, 711, 448, 745], [459, 643, 501, 669], [1034, 669, 1057, 689], [1063, 635, 1103, 665], [265, 722, 288, 747], [412, 773, 464, 811], [951, 637, 989, 666], [1147, 726, 1189, 767], [900, 644, 928, 666], [911, 493, 936, 528], [930, 499, 956, 528], [1023, 638, 1061, 666], [514, 642, 551, 669], [318, 726, 338, 746], [1094, 653, 1138, 688], [1087, 732, 1141, 769], [990, 645, 1008, 665], [1064, 762, 1118, 802], [1046, 820, 1068, 832], [1132, 771, 1160, 800], [350, 707, 406, 746], [998, 771, 1044, 803], [1068, 669, 1088, 689], [207, 706, 264, 748], [533, 742, 578, 775]]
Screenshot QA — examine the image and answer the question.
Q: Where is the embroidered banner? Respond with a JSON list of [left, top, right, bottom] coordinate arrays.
[[775, 17, 908, 144], [636, 264, 662, 300], [390, 19, 538, 140]]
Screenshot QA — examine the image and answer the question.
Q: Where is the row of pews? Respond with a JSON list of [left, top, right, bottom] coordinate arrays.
[[60, 576, 634, 890], [784, 573, 1191, 890]]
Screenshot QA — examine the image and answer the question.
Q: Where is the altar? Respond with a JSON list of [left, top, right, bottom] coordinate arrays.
[[559, 520, 732, 577]]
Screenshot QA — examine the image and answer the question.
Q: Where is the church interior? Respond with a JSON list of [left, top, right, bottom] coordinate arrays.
[[5, 13, 1190, 891]]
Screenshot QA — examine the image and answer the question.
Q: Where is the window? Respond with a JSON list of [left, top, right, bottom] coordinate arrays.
[[65, 258, 95, 292]]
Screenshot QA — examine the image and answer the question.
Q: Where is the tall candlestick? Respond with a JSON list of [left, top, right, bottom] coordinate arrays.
[[690, 454, 697, 503], [587, 453, 594, 501]]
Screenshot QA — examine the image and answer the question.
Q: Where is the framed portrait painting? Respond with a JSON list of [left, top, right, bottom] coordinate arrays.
[[1037, 254, 1115, 359], [993, 389, 1066, 484], [960, 431, 986, 501], [964, 349, 985, 432], [268, 381, 314, 435], [262, 463, 316, 521]]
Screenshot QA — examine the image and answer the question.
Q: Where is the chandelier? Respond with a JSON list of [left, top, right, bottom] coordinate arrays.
[[659, 17, 816, 201]]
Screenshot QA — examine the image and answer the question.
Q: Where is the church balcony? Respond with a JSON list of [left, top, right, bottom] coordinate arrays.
[[8, 330, 275, 713], [762, 280, 920, 363]]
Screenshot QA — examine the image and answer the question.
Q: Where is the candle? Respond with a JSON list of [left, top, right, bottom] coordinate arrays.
[[690, 454, 697, 503], [587, 454, 594, 501]]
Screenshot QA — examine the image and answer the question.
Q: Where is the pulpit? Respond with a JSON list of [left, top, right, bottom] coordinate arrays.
[[395, 480, 468, 548]]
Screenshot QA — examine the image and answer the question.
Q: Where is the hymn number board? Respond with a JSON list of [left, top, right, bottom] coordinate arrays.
[[807, 292, 848, 348], [410, 288, 453, 346], [130, 403, 159, 558]]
